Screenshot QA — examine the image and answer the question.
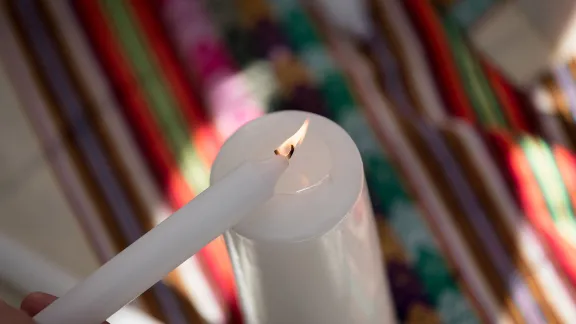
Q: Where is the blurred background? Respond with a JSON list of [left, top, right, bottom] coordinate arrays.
[[2, 0, 576, 323]]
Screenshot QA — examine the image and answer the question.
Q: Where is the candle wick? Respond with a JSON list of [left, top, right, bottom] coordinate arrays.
[[274, 145, 295, 159]]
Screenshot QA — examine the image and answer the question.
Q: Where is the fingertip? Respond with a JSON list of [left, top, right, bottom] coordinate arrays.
[[21, 292, 57, 316], [0, 297, 9, 308]]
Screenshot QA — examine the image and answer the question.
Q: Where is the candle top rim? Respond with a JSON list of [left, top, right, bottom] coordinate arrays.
[[211, 111, 364, 242]]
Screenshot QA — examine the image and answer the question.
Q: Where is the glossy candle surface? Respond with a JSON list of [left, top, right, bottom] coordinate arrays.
[[34, 153, 288, 324]]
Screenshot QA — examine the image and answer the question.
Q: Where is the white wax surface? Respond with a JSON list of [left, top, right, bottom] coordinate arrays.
[[211, 111, 361, 242], [0, 234, 161, 324], [211, 111, 396, 324], [34, 155, 288, 324]]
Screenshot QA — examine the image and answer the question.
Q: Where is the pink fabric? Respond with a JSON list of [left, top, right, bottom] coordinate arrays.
[[160, 0, 263, 139]]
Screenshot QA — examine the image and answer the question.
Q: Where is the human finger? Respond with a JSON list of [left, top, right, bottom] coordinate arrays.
[[0, 298, 35, 323], [21, 292, 109, 323], [20, 292, 57, 316]]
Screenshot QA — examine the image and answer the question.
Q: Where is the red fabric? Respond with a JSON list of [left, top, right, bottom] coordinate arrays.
[[128, 0, 221, 165], [494, 132, 576, 288], [480, 130, 519, 201], [128, 1, 239, 317], [73, 2, 237, 319], [402, 0, 476, 122], [553, 147, 576, 296], [554, 146, 576, 227], [73, 0, 190, 208], [482, 62, 530, 132], [513, 87, 545, 136]]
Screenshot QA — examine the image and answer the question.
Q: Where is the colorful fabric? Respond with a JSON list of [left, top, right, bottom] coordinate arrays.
[[1, 1, 193, 322], [2, 0, 576, 323], [158, 0, 264, 140], [71, 0, 230, 322]]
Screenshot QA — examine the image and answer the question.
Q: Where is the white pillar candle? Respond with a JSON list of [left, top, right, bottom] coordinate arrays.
[[211, 111, 396, 324], [32, 121, 309, 324]]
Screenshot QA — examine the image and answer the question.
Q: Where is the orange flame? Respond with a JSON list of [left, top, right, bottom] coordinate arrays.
[[275, 118, 310, 158]]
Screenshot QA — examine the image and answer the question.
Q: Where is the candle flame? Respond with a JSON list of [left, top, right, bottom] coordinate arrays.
[[274, 118, 310, 159]]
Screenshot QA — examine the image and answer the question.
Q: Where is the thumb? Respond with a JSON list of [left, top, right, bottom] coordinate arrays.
[[0, 298, 35, 323], [20, 292, 110, 323], [20, 292, 57, 317]]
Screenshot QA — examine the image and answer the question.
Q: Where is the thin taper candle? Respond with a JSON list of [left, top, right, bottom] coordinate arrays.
[[33, 121, 309, 324]]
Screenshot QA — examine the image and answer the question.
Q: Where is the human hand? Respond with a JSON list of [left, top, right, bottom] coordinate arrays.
[[0, 292, 109, 323]]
